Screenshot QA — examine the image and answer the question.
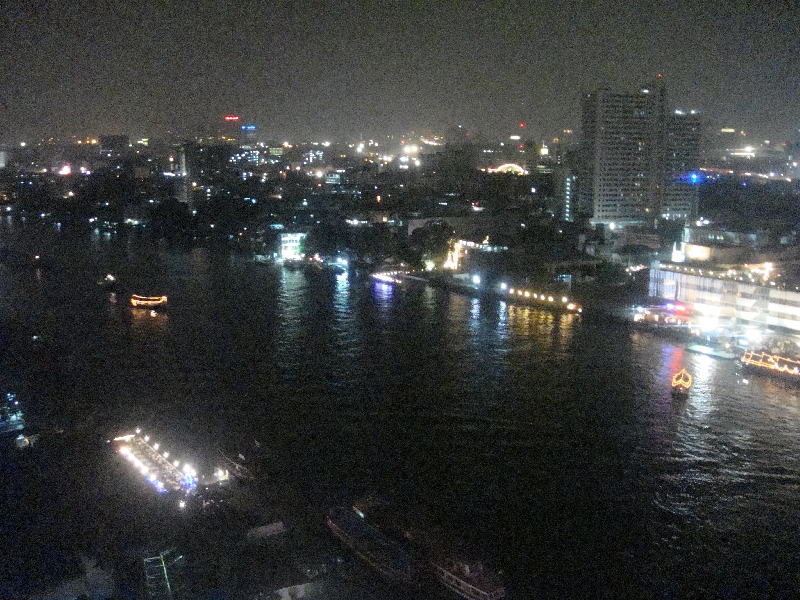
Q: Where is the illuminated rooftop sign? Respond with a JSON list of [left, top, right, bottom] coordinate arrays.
[[224, 115, 240, 122]]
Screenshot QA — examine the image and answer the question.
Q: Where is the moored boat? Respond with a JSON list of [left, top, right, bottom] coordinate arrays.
[[430, 557, 506, 600], [349, 497, 505, 599], [671, 368, 692, 397], [326, 506, 419, 584]]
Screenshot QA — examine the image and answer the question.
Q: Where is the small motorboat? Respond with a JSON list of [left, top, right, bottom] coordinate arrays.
[[671, 369, 692, 397]]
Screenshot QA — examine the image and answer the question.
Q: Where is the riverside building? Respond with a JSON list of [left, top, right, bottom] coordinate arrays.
[[648, 262, 800, 334], [581, 83, 700, 230]]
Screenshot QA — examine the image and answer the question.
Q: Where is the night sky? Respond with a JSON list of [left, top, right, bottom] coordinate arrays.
[[1, 0, 798, 143]]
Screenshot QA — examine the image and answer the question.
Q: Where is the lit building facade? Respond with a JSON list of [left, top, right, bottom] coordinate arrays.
[[581, 85, 699, 229], [649, 263, 800, 333], [280, 232, 306, 260]]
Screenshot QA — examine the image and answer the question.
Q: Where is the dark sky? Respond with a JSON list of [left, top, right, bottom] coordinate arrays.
[[1, 0, 798, 143]]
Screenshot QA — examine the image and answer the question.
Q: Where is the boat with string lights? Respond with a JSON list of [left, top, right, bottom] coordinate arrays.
[[671, 369, 692, 398], [740, 350, 800, 383], [130, 294, 168, 308]]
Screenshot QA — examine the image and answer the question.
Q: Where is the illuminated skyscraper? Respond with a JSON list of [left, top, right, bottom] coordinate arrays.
[[581, 85, 699, 229], [662, 110, 701, 221]]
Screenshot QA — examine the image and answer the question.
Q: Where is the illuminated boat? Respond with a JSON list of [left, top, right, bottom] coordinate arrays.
[[130, 294, 168, 308], [430, 557, 506, 600], [671, 369, 692, 397], [97, 273, 118, 289], [326, 506, 419, 584], [0, 392, 25, 436], [741, 350, 800, 383]]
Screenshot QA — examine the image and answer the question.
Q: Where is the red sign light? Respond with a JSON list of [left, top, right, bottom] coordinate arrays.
[[224, 115, 240, 122]]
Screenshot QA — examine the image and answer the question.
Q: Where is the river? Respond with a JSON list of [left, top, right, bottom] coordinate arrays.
[[1, 218, 800, 598]]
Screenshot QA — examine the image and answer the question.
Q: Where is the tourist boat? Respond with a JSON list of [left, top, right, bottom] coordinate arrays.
[[671, 369, 692, 397], [130, 294, 168, 308], [741, 350, 800, 383], [326, 506, 419, 584], [430, 557, 506, 600]]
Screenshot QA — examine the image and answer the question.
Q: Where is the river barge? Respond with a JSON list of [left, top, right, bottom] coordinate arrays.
[[326, 506, 419, 584]]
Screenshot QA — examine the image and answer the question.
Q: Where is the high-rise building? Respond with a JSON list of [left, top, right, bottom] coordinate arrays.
[[580, 85, 699, 229], [661, 110, 702, 221]]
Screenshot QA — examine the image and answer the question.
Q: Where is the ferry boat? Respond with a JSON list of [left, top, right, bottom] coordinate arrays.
[[326, 506, 419, 584], [671, 369, 692, 398], [741, 350, 800, 383], [430, 557, 506, 600], [130, 294, 168, 308]]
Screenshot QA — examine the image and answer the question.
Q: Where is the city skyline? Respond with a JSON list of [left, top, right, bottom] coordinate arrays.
[[1, 0, 798, 144]]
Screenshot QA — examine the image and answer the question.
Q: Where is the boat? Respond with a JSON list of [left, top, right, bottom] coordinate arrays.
[[741, 350, 800, 383], [349, 497, 505, 599], [686, 344, 738, 360], [0, 392, 25, 436], [430, 557, 506, 600], [326, 506, 419, 584], [97, 273, 117, 290], [130, 294, 168, 308], [671, 369, 692, 397]]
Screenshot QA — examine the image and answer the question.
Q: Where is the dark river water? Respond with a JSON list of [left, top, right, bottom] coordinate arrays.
[[2, 219, 800, 599]]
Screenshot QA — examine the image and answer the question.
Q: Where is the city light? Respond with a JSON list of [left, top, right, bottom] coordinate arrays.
[[114, 430, 200, 495]]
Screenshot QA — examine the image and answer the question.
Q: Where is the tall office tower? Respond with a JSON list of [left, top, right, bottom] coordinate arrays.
[[581, 85, 699, 230], [553, 167, 578, 222], [178, 144, 189, 204], [661, 110, 701, 221]]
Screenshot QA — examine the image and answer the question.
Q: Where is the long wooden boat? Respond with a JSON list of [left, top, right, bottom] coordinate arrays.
[[130, 294, 168, 308], [671, 369, 692, 397], [326, 507, 419, 584]]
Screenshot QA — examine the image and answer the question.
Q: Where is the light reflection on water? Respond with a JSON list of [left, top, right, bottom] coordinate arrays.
[[4, 228, 800, 596]]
